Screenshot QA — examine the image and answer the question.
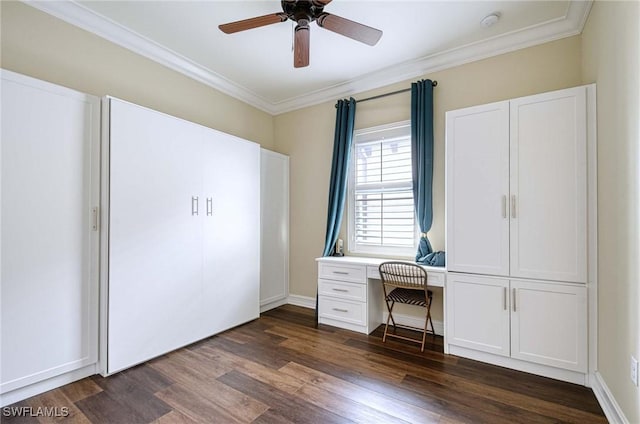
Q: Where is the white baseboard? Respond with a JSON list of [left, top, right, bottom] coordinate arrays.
[[383, 311, 444, 337], [260, 297, 288, 313], [0, 364, 96, 407], [287, 294, 316, 309], [591, 371, 630, 424]]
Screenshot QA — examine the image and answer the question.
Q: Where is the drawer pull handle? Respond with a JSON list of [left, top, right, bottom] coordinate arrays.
[[333, 271, 349, 275], [332, 288, 349, 292], [332, 308, 349, 313]]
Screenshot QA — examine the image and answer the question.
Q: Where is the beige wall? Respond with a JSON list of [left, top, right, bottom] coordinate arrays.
[[582, 1, 640, 422], [276, 35, 583, 328], [0, 1, 274, 149]]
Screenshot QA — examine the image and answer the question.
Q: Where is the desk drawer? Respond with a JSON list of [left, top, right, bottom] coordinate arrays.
[[368, 265, 445, 287], [318, 279, 366, 302], [318, 263, 366, 283], [318, 297, 365, 326]]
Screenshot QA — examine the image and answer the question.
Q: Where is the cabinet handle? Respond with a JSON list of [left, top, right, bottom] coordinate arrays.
[[92, 207, 99, 231], [206, 197, 213, 216], [503, 287, 507, 310], [332, 288, 349, 292], [333, 271, 349, 275], [192, 196, 199, 216], [332, 308, 349, 313], [511, 195, 516, 219], [502, 195, 507, 219], [512, 288, 517, 312]]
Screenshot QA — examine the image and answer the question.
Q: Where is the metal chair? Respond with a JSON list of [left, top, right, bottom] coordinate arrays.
[[378, 261, 435, 351]]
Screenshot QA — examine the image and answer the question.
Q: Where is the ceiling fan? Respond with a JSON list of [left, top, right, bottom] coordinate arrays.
[[218, 0, 383, 68]]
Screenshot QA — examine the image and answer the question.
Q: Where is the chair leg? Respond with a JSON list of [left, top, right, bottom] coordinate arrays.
[[383, 301, 395, 343], [421, 312, 428, 352]]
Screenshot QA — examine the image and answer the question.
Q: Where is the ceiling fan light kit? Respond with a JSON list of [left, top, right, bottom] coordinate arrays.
[[218, 0, 383, 68]]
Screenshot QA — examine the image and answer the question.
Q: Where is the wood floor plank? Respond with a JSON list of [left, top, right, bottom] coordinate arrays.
[[26, 389, 90, 424], [217, 370, 352, 424], [194, 344, 305, 394], [58, 379, 103, 403], [279, 362, 441, 424], [151, 410, 198, 424], [278, 338, 407, 384], [155, 383, 243, 424], [75, 391, 148, 424], [148, 347, 234, 385]]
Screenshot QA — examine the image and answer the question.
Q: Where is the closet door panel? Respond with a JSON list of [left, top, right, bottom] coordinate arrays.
[[201, 132, 260, 335], [108, 100, 204, 373], [0, 71, 99, 392], [510, 87, 587, 283], [446, 101, 510, 276]]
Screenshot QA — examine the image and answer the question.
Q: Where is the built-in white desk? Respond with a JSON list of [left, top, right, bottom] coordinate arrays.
[[315, 256, 446, 339]]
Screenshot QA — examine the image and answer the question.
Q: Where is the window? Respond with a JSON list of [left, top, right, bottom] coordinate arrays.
[[347, 121, 417, 255]]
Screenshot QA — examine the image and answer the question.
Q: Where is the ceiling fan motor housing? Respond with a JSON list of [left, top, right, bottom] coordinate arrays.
[[282, 0, 327, 27]]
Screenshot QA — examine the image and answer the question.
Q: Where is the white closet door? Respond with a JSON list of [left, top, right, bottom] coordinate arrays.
[[107, 99, 204, 373], [446, 101, 510, 276], [446, 273, 510, 356], [0, 71, 99, 392], [510, 87, 587, 283], [510, 280, 587, 372], [201, 131, 260, 335], [260, 150, 289, 311]]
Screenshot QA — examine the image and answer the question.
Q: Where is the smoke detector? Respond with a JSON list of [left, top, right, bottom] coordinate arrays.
[[481, 13, 500, 27]]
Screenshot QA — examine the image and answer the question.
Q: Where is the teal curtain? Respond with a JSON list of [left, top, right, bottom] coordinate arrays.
[[322, 98, 356, 257], [411, 80, 435, 263]]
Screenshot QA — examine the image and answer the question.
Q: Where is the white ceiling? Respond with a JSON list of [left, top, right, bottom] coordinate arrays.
[[27, 1, 592, 114]]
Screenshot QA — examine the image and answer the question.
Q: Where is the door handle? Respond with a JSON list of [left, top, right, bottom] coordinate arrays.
[[502, 195, 507, 219], [511, 195, 516, 219], [206, 197, 213, 216], [503, 287, 507, 310], [512, 288, 517, 312], [191, 196, 199, 216]]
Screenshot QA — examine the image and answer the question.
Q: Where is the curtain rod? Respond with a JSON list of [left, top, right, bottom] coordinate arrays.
[[355, 80, 437, 104]]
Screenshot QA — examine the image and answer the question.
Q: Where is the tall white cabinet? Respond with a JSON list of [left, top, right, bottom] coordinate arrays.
[[0, 70, 100, 406], [260, 149, 289, 312], [445, 85, 595, 384], [102, 98, 260, 374]]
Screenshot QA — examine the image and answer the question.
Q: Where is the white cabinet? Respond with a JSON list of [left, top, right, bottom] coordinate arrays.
[[445, 85, 595, 383], [447, 274, 510, 356], [316, 261, 382, 334], [447, 274, 587, 373], [446, 86, 588, 284], [0, 70, 99, 405], [104, 98, 260, 374], [260, 149, 289, 312]]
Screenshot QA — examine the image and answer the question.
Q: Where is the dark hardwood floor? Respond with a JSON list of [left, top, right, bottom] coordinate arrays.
[[3, 305, 606, 423]]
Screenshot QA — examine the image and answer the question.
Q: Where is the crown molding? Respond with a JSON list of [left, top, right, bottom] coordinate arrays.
[[24, 0, 592, 116]]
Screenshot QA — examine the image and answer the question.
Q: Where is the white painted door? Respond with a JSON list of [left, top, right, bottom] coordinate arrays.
[[446, 273, 510, 356], [0, 71, 99, 393], [509, 87, 587, 283], [260, 150, 289, 311], [446, 101, 510, 276], [510, 280, 587, 372], [107, 99, 204, 373], [201, 131, 260, 335]]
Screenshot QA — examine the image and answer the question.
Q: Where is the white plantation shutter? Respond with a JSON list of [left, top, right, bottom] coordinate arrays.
[[348, 122, 417, 254]]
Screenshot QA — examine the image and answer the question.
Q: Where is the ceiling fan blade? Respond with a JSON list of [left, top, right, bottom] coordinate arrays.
[[219, 13, 287, 34], [317, 13, 382, 46], [294, 25, 310, 68]]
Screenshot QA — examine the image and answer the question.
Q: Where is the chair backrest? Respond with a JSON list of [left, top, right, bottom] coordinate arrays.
[[378, 261, 428, 290]]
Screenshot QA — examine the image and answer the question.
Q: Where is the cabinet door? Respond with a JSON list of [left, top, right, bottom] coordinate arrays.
[[446, 102, 510, 276], [446, 274, 510, 356], [510, 87, 587, 283], [260, 150, 289, 310], [1, 71, 99, 392], [510, 280, 587, 372], [108, 99, 204, 373], [201, 131, 260, 335]]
